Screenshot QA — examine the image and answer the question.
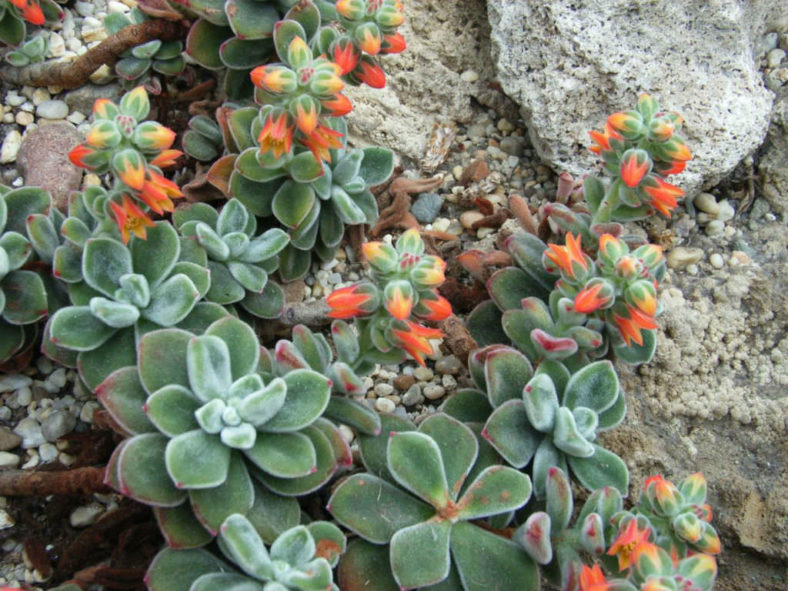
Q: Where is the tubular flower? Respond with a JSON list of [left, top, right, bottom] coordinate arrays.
[[410, 256, 446, 288], [134, 122, 177, 151], [607, 110, 643, 138], [356, 23, 382, 55], [321, 93, 353, 117], [68, 145, 98, 169], [661, 137, 692, 162], [336, 0, 365, 20], [578, 564, 611, 591], [362, 241, 398, 272], [332, 39, 361, 74], [384, 281, 414, 320], [9, 0, 45, 25], [625, 280, 657, 316], [258, 112, 295, 160], [574, 280, 614, 314], [642, 176, 683, 217], [588, 123, 622, 155], [86, 121, 122, 149], [389, 320, 443, 366], [114, 151, 146, 191], [381, 32, 407, 54], [138, 171, 181, 214], [300, 123, 344, 163], [652, 159, 686, 176], [619, 148, 651, 188], [612, 305, 658, 347], [110, 195, 154, 244], [327, 283, 379, 319], [250, 65, 296, 94], [294, 97, 319, 135], [416, 293, 452, 321], [544, 233, 588, 279], [149, 149, 183, 168], [93, 98, 118, 119], [607, 519, 652, 572], [355, 59, 386, 88]]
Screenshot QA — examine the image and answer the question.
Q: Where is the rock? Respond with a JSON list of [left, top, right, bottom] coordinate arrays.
[[69, 503, 104, 528], [758, 94, 788, 215], [413, 367, 434, 382], [0, 509, 14, 530], [667, 246, 704, 270], [500, 135, 526, 157], [374, 397, 396, 413], [435, 355, 462, 375], [460, 210, 485, 229], [693, 192, 720, 215], [393, 374, 416, 391], [0, 427, 22, 452], [17, 122, 83, 211], [0, 451, 20, 468], [402, 384, 423, 406], [423, 384, 446, 400], [710, 253, 725, 269], [35, 100, 68, 120], [487, 0, 782, 195], [0, 374, 32, 392], [38, 443, 58, 463], [13, 418, 45, 449], [0, 130, 22, 164], [767, 48, 786, 68], [412, 193, 444, 223], [63, 83, 123, 115], [373, 383, 394, 397], [41, 410, 76, 442]]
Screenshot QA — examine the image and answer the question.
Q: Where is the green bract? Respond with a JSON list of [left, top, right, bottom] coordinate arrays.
[[47, 222, 207, 389], [174, 199, 288, 318], [99, 315, 337, 545], [146, 514, 345, 591], [329, 413, 538, 590]]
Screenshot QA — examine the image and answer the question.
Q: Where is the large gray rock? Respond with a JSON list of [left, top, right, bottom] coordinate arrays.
[[759, 90, 788, 216], [487, 0, 784, 195]]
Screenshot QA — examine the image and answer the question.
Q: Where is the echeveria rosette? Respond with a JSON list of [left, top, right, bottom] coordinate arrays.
[[98, 315, 335, 546], [146, 514, 346, 591], [456, 345, 627, 498], [173, 199, 289, 319], [265, 323, 382, 438], [514, 466, 624, 590], [325, 229, 452, 367], [0, 0, 63, 46], [0, 187, 52, 362], [68, 86, 184, 242], [329, 413, 539, 590], [47, 222, 208, 390]]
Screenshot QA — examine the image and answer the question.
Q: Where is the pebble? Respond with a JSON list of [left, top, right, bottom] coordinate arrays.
[[47, 32, 66, 58], [412, 193, 443, 224], [499, 136, 525, 157], [709, 253, 724, 269], [15, 112, 34, 126], [460, 70, 479, 83], [35, 100, 69, 120], [31, 88, 50, 105], [0, 375, 32, 392], [716, 201, 735, 222], [13, 418, 45, 449], [0, 131, 22, 164], [693, 192, 720, 215], [705, 220, 725, 236], [497, 118, 515, 133], [80, 401, 100, 424], [373, 383, 394, 397], [15, 387, 31, 406], [41, 410, 77, 442], [460, 210, 485, 229], [0, 452, 20, 469], [666, 246, 704, 270], [69, 503, 105, 528], [38, 443, 58, 463], [432, 217, 451, 233], [393, 375, 415, 391], [402, 384, 424, 406], [0, 510, 14, 530], [767, 48, 786, 68], [435, 355, 462, 375], [413, 367, 434, 381], [441, 375, 458, 389], [48, 368, 68, 390], [374, 397, 396, 413], [6, 92, 25, 107], [423, 384, 446, 401], [0, 427, 22, 452]]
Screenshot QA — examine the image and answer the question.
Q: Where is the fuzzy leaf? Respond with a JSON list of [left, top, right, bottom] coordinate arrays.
[[244, 430, 316, 478], [545, 466, 573, 531], [272, 181, 315, 229], [142, 274, 200, 327], [166, 430, 231, 489], [388, 431, 450, 509], [49, 306, 116, 351], [390, 520, 451, 590], [246, 483, 301, 545], [138, 328, 191, 394], [515, 512, 553, 565], [439, 389, 493, 424], [218, 513, 273, 580], [552, 407, 595, 457], [190, 452, 254, 535], [484, 347, 533, 408], [324, 396, 381, 436], [154, 503, 214, 550], [262, 369, 330, 432], [237, 377, 286, 426], [488, 267, 547, 311], [187, 335, 234, 403], [131, 222, 179, 287], [146, 548, 229, 591], [562, 360, 619, 413], [82, 238, 133, 297], [456, 465, 531, 520], [567, 445, 629, 495], [532, 438, 569, 500], [418, 414, 478, 501], [77, 327, 136, 391], [146, 385, 200, 437], [89, 297, 140, 328], [522, 373, 560, 433], [358, 147, 394, 186], [95, 366, 155, 435], [119, 433, 187, 506], [1, 270, 47, 325]]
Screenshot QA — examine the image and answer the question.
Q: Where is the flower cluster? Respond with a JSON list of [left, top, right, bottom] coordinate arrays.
[[68, 86, 183, 243], [331, 0, 406, 88], [326, 229, 451, 365], [589, 93, 691, 220]]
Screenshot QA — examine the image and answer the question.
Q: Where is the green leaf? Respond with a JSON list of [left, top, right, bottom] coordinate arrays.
[[206, 261, 246, 304], [388, 431, 450, 509], [272, 181, 316, 229], [166, 430, 231, 489], [277, 245, 310, 282], [205, 316, 260, 379], [324, 396, 381, 436], [146, 385, 201, 437], [522, 373, 560, 433], [270, 524, 315, 566], [246, 483, 301, 544], [418, 414, 478, 501], [337, 540, 399, 591], [488, 267, 548, 311], [483, 399, 541, 469], [78, 327, 137, 392], [89, 297, 140, 328], [83, 238, 133, 297], [328, 473, 434, 544], [95, 366, 155, 435], [131, 222, 180, 287], [439, 389, 493, 424], [331, 185, 367, 224], [613, 329, 656, 365], [456, 465, 531, 520], [358, 414, 414, 480], [484, 346, 533, 408], [289, 151, 324, 182], [146, 548, 228, 591], [218, 513, 274, 579], [154, 504, 214, 550], [532, 438, 568, 500], [244, 431, 316, 478], [390, 520, 451, 590], [562, 360, 619, 413], [358, 147, 395, 186], [186, 19, 231, 70], [190, 452, 254, 534], [227, 261, 267, 292], [49, 306, 116, 351], [466, 301, 507, 348], [119, 433, 187, 506], [1, 270, 47, 325], [262, 369, 330, 432], [187, 335, 233, 403], [142, 274, 200, 327], [567, 445, 629, 495], [226, 0, 279, 39], [273, 19, 306, 64], [138, 328, 192, 394]]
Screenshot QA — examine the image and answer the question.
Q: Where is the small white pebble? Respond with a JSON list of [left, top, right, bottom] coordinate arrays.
[[374, 397, 396, 413], [709, 253, 724, 269]]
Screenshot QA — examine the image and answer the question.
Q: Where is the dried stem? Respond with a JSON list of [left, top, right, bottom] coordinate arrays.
[[278, 300, 332, 326], [0, 466, 110, 496], [0, 20, 183, 89]]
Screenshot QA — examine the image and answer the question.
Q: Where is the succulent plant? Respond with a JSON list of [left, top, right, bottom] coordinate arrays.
[[98, 315, 343, 545], [613, 473, 721, 560], [68, 86, 184, 242], [47, 222, 209, 389], [266, 323, 381, 437], [4, 30, 47, 66], [0, 0, 62, 46], [173, 199, 289, 319], [514, 466, 623, 591], [182, 114, 225, 161], [146, 514, 346, 591], [330, 412, 538, 590], [0, 187, 51, 362], [451, 345, 628, 498], [105, 8, 186, 88], [324, 229, 451, 366]]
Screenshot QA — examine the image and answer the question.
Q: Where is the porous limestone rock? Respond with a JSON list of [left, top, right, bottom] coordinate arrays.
[[486, 0, 784, 196]]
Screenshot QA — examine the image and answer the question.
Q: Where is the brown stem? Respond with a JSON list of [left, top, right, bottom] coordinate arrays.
[[0, 20, 183, 89], [0, 466, 110, 496], [278, 300, 332, 326]]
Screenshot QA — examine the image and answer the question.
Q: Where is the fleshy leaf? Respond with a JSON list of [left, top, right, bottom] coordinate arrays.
[[387, 432, 450, 509]]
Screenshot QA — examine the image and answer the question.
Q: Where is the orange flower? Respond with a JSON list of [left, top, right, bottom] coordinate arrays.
[[544, 233, 588, 279], [381, 32, 407, 54], [574, 281, 612, 314], [588, 123, 622, 155], [607, 519, 652, 571], [138, 171, 181, 214], [10, 0, 44, 25], [300, 123, 344, 163], [115, 152, 146, 191], [357, 26, 381, 55], [356, 60, 386, 89], [383, 281, 413, 321], [258, 112, 295, 160], [149, 149, 183, 168], [417, 294, 452, 322], [250, 65, 296, 94], [321, 94, 353, 117], [332, 39, 360, 75], [295, 99, 319, 135], [110, 195, 154, 244], [326, 284, 378, 319], [642, 176, 683, 217], [612, 305, 658, 347], [662, 138, 692, 162], [653, 159, 686, 176], [578, 564, 610, 591], [68, 145, 97, 169], [93, 98, 117, 119], [389, 320, 443, 366], [619, 149, 651, 188]]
